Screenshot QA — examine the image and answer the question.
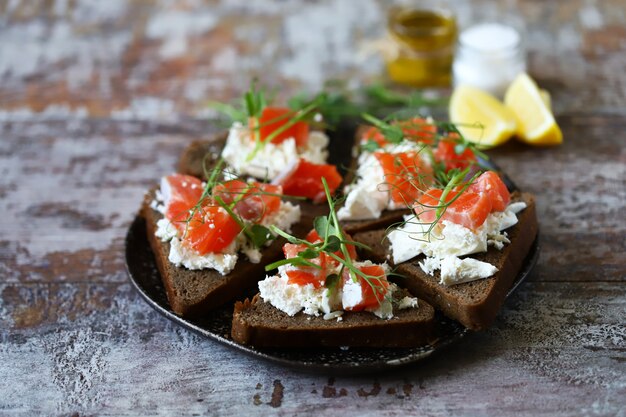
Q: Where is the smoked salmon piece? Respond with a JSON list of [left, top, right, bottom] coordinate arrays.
[[183, 206, 242, 255], [213, 180, 282, 222], [343, 264, 389, 311], [277, 159, 342, 203], [374, 151, 433, 205], [162, 174, 247, 254], [282, 243, 329, 288], [362, 117, 436, 147], [434, 138, 477, 172], [415, 188, 492, 230], [468, 171, 510, 212], [252, 107, 309, 147], [162, 174, 205, 228]]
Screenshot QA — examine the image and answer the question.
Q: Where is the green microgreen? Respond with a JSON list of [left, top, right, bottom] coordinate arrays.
[[361, 113, 404, 144], [360, 139, 381, 152], [264, 179, 392, 306], [324, 273, 340, 291], [287, 82, 447, 123], [244, 80, 266, 119], [363, 83, 449, 108], [179, 159, 282, 250]]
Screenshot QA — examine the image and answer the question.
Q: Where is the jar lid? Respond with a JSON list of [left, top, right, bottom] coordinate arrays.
[[459, 23, 521, 55]]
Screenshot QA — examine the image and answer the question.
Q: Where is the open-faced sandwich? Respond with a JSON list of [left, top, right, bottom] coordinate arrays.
[[231, 181, 436, 347], [178, 84, 343, 207], [141, 163, 303, 317], [338, 117, 440, 234], [345, 118, 538, 330], [139, 83, 538, 344]]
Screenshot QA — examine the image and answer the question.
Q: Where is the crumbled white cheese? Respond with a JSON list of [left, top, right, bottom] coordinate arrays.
[[159, 177, 173, 206], [341, 277, 364, 310], [168, 237, 239, 275], [389, 201, 526, 285], [390, 202, 524, 264], [338, 154, 387, 220], [323, 311, 344, 321], [508, 201, 527, 214], [389, 217, 486, 264], [398, 296, 419, 310], [338, 141, 430, 221], [150, 199, 165, 214], [155, 218, 178, 242], [338, 184, 387, 220], [418, 256, 441, 276], [221, 122, 328, 180], [258, 270, 338, 316], [261, 201, 301, 232], [488, 231, 510, 250], [302, 131, 330, 163], [258, 261, 408, 319], [439, 256, 498, 286], [369, 293, 395, 319]]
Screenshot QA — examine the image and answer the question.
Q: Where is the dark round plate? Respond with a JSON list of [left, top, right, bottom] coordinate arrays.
[[124, 215, 539, 374]]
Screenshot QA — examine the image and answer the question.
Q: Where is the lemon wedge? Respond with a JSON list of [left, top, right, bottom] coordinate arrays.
[[449, 85, 517, 147], [539, 89, 551, 110], [504, 73, 562, 146]]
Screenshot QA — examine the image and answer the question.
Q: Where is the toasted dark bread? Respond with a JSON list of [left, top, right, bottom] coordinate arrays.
[[340, 209, 412, 235], [231, 290, 436, 347], [140, 188, 302, 318], [177, 132, 228, 179], [352, 192, 538, 331]]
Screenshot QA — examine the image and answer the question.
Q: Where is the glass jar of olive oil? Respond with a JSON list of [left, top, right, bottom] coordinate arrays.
[[385, 6, 457, 87]]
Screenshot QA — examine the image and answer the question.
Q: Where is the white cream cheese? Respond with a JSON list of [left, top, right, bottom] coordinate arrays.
[[261, 201, 301, 232], [221, 122, 328, 180], [258, 267, 340, 316], [390, 202, 525, 263], [154, 188, 301, 274], [398, 296, 419, 310], [338, 140, 430, 221], [389, 201, 527, 286], [439, 256, 498, 286], [258, 261, 415, 320], [168, 237, 239, 275], [338, 153, 388, 220], [155, 218, 178, 242]]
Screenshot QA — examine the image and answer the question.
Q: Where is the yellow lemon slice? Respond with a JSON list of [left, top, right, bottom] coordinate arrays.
[[449, 85, 517, 147], [539, 89, 551, 110], [504, 73, 562, 146]]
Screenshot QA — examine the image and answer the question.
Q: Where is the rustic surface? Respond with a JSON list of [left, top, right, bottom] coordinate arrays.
[[1, 0, 625, 416]]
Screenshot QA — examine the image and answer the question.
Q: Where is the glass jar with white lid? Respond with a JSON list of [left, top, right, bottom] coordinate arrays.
[[453, 22, 526, 97]]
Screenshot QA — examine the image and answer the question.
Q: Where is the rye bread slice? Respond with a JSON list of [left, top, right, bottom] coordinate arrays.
[[140, 189, 294, 318], [177, 132, 229, 179], [340, 209, 411, 235], [231, 290, 436, 348], [352, 192, 538, 331]]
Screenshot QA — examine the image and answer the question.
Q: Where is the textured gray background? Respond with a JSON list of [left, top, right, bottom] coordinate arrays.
[[0, 0, 624, 415]]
